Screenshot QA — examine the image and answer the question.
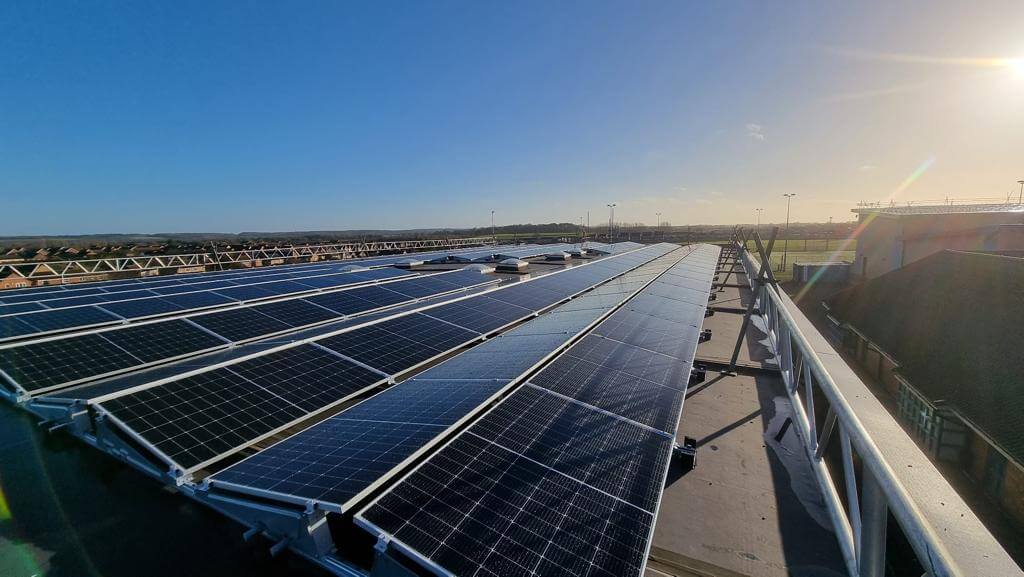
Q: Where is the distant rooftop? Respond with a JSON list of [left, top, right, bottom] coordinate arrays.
[[852, 203, 1024, 217]]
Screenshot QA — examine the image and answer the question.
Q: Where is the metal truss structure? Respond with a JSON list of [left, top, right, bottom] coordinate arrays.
[[726, 229, 1021, 577], [0, 237, 494, 283]]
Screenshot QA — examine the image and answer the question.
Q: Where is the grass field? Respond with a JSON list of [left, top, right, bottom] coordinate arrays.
[[736, 238, 857, 282]]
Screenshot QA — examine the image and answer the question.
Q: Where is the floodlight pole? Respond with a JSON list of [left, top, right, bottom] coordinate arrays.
[[607, 203, 616, 243], [656, 212, 661, 239], [756, 208, 763, 230], [781, 194, 796, 272], [490, 210, 495, 244]]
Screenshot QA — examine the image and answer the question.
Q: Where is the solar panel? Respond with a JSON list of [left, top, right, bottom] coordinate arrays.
[[318, 314, 479, 375], [212, 418, 447, 503], [100, 345, 386, 469], [40, 294, 109, 308], [99, 297, 186, 319], [529, 352, 684, 432], [191, 308, 293, 342], [254, 299, 338, 328], [226, 345, 384, 412], [0, 334, 141, 392], [0, 315, 40, 340], [19, 306, 121, 333], [101, 320, 227, 364], [102, 367, 309, 468], [212, 284, 280, 302], [357, 432, 654, 577], [305, 290, 376, 315], [341, 285, 409, 308], [161, 291, 237, 310], [353, 245, 720, 577], [0, 302, 46, 316], [207, 247, 681, 510]]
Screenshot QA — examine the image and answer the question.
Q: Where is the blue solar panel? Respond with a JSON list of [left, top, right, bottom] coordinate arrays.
[[161, 291, 237, 309], [20, 306, 122, 333], [99, 298, 185, 319], [351, 245, 720, 577], [0, 302, 47, 316], [0, 315, 39, 340], [213, 284, 280, 302]]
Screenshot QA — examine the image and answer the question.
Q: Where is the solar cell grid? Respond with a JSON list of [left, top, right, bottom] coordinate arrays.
[[358, 432, 653, 577], [564, 335, 689, 389], [335, 378, 505, 427], [161, 291, 237, 310], [99, 297, 185, 319], [469, 385, 672, 511], [19, 306, 122, 333], [0, 302, 47, 316], [102, 368, 310, 468], [212, 418, 446, 504], [225, 345, 385, 412], [150, 280, 239, 295], [212, 284, 279, 302], [36, 295, 111, 308], [528, 356, 684, 433], [0, 315, 38, 340], [305, 290, 376, 315], [253, 299, 338, 328], [101, 320, 227, 363], [0, 334, 141, 391], [191, 307, 293, 342]]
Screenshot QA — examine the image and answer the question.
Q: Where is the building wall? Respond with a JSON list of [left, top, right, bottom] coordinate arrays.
[[852, 210, 1024, 279], [852, 214, 902, 279]]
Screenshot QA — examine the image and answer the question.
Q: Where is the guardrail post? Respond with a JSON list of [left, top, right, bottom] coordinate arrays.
[[859, 470, 888, 577]]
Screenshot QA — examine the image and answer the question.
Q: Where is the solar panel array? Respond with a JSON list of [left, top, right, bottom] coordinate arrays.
[[102, 245, 678, 473], [0, 242, 593, 342], [355, 244, 720, 577], [208, 245, 684, 508], [0, 267, 417, 341], [0, 243, 514, 306], [0, 270, 495, 396]]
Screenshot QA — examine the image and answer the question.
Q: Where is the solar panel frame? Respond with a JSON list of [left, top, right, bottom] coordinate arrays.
[[208, 245, 685, 511], [351, 244, 720, 577]]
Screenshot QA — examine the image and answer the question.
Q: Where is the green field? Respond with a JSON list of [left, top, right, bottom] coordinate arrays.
[[737, 238, 856, 282]]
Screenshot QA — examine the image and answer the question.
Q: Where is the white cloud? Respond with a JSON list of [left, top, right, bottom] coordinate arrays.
[[695, 198, 713, 205], [710, 190, 723, 196], [746, 123, 765, 140], [859, 164, 877, 172]]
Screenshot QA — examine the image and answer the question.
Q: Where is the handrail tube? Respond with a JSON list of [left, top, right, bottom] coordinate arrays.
[[735, 241, 1021, 577]]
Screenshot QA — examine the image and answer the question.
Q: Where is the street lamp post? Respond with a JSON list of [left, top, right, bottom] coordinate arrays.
[[490, 210, 496, 244], [781, 194, 796, 272], [656, 212, 661, 239], [755, 208, 763, 230], [607, 203, 617, 243]]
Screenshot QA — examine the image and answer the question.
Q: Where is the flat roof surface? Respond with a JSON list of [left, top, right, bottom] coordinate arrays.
[[648, 268, 847, 577]]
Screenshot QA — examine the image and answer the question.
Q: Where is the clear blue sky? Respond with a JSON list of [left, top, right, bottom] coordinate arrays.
[[2, 1, 1022, 235]]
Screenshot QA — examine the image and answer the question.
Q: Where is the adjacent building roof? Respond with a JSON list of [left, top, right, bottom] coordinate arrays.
[[851, 203, 1024, 217], [828, 250, 1024, 465]]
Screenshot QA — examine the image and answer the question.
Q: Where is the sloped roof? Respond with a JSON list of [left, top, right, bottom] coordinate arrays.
[[828, 250, 1024, 465]]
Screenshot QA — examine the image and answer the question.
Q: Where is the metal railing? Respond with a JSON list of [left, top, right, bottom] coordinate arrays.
[[730, 238, 1022, 577], [0, 237, 494, 282]]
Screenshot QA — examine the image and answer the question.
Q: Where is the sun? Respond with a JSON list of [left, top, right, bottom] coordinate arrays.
[[1013, 58, 1024, 76]]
